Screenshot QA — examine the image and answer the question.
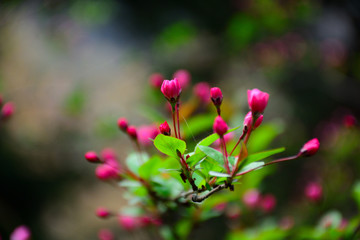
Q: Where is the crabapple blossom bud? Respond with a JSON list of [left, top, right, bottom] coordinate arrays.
[[118, 216, 138, 231], [137, 125, 159, 146], [161, 78, 181, 103], [210, 87, 223, 106], [159, 121, 171, 136], [149, 73, 164, 88], [1, 102, 15, 119], [300, 138, 320, 157], [173, 69, 191, 89], [10, 225, 31, 240], [193, 82, 210, 104], [243, 111, 263, 129], [85, 151, 100, 163], [305, 182, 322, 202], [98, 229, 114, 240], [343, 114, 356, 128], [126, 126, 137, 140], [95, 164, 119, 180], [260, 194, 276, 213], [243, 189, 260, 209], [96, 207, 110, 218], [117, 118, 128, 132], [247, 89, 269, 113], [213, 116, 228, 136]]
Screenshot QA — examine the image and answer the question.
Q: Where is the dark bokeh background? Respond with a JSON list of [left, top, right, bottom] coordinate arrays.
[[1, 0, 360, 239]]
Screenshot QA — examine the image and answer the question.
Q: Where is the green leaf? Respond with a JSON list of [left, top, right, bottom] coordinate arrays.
[[209, 171, 231, 177], [353, 181, 360, 209], [126, 153, 149, 175], [187, 152, 206, 167], [198, 145, 224, 168], [154, 134, 186, 158], [237, 161, 264, 175], [195, 125, 241, 153], [245, 147, 285, 165], [247, 121, 284, 152], [138, 155, 162, 179], [119, 180, 142, 188]]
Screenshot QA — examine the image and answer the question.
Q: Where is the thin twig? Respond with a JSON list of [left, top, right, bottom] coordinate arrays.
[[192, 184, 227, 202]]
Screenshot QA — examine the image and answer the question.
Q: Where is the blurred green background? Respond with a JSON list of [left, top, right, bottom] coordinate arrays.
[[1, 0, 360, 239]]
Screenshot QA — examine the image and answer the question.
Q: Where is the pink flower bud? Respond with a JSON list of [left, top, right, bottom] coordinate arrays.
[[300, 138, 320, 157], [193, 82, 210, 104], [161, 78, 182, 103], [126, 126, 137, 140], [96, 207, 111, 218], [247, 89, 269, 113], [173, 69, 191, 89], [260, 194, 276, 213], [210, 87, 223, 106], [117, 118, 128, 132], [243, 111, 263, 129], [10, 225, 31, 240], [101, 148, 120, 170], [343, 114, 356, 128], [118, 216, 138, 231], [98, 229, 114, 240], [95, 164, 119, 180], [138, 125, 159, 146], [1, 102, 15, 119], [149, 73, 164, 88], [305, 182, 322, 202], [159, 121, 171, 136], [213, 116, 228, 136], [243, 189, 260, 209], [85, 151, 101, 163]]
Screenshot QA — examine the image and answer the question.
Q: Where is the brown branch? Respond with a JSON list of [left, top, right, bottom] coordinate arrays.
[[191, 184, 227, 202]]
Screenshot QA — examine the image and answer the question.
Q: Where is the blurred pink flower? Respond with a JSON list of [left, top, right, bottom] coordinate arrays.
[[343, 114, 356, 128], [138, 125, 160, 146], [260, 194, 276, 213], [95, 164, 119, 180], [149, 73, 164, 88], [98, 229, 114, 240], [243, 189, 260, 209], [305, 182, 322, 202], [1, 102, 15, 119], [118, 216, 138, 231], [193, 82, 211, 104], [10, 225, 31, 240], [96, 207, 110, 218], [173, 69, 191, 89], [85, 151, 100, 163]]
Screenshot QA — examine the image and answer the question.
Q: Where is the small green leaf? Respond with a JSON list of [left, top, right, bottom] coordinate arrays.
[[246, 147, 285, 164], [138, 155, 162, 179], [237, 161, 264, 175], [209, 171, 231, 178], [353, 181, 360, 209], [154, 134, 186, 158], [187, 152, 206, 167], [198, 145, 224, 167], [195, 125, 241, 153], [126, 153, 149, 174], [119, 180, 142, 188]]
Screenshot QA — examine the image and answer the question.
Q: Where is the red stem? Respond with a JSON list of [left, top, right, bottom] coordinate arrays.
[[176, 102, 181, 139], [172, 110, 178, 138], [229, 127, 248, 156], [220, 136, 231, 174]]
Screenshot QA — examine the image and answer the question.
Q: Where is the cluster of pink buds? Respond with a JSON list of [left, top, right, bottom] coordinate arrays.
[[84, 148, 122, 181], [242, 189, 277, 213], [0, 94, 15, 122]]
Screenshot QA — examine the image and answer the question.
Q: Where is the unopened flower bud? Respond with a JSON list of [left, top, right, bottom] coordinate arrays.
[[247, 88, 269, 113], [126, 126, 137, 140], [85, 151, 101, 163], [10, 225, 31, 240], [95, 164, 119, 180], [117, 118, 128, 132], [305, 182, 322, 202], [260, 194, 276, 213], [1, 102, 15, 119], [161, 78, 182, 103], [243, 111, 263, 129], [193, 82, 210, 104], [173, 69, 191, 89], [149, 73, 164, 88], [210, 87, 223, 106], [213, 116, 228, 136], [98, 229, 114, 240], [118, 215, 138, 231], [96, 207, 111, 218], [300, 138, 320, 157], [159, 121, 171, 136]]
